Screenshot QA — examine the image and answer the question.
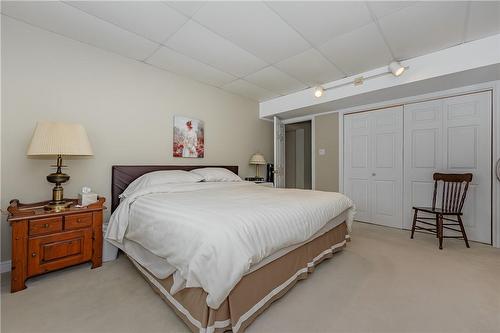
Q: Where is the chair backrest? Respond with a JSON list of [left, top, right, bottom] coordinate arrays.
[[432, 173, 473, 212]]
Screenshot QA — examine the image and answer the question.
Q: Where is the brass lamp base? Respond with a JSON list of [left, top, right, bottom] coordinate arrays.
[[44, 155, 71, 212], [45, 200, 72, 212]]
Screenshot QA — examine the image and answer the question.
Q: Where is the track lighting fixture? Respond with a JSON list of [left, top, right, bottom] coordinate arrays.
[[313, 86, 324, 98], [311, 62, 408, 97], [389, 61, 405, 77]]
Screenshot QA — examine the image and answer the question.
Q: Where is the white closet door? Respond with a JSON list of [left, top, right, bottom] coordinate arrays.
[[370, 107, 404, 227], [344, 112, 372, 222], [404, 91, 492, 243], [344, 106, 403, 227], [403, 100, 444, 229]]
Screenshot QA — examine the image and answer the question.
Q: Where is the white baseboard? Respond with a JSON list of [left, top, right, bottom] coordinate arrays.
[[0, 260, 12, 273]]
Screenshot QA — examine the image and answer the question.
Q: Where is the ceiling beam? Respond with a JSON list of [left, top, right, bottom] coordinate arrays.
[[260, 33, 500, 118]]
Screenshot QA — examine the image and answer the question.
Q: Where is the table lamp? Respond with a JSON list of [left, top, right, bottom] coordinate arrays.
[[27, 121, 93, 211], [249, 153, 266, 181]]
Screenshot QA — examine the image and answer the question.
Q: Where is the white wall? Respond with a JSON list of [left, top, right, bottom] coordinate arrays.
[[315, 113, 339, 192], [0, 17, 273, 262]]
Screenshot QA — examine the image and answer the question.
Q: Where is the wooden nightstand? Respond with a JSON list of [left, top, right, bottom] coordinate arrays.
[[7, 197, 105, 293]]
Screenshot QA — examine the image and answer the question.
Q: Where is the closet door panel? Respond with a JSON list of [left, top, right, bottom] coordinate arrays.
[[344, 113, 371, 222], [442, 92, 491, 243], [404, 100, 443, 229], [370, 107, 403, 228], [351, 179, 370, 221], [344, 106, 403, 227]]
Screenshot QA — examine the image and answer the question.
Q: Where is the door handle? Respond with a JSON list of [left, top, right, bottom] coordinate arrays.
[[372, 173, 376, 177], [496, 158, 500, 182]]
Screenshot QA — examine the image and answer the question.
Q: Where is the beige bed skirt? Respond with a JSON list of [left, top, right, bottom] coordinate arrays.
[[130, 221, 349, 333]]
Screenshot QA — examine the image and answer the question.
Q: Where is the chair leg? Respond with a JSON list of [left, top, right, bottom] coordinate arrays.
[[435, 214, 439, 238], [457, 215, 470, 248], [438, 214, 443, 250], [410, 209, 418, 239]]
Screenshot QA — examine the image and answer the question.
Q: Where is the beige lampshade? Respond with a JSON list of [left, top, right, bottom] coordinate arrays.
[[27, 121, 93, 156], [249, 153, 266, 165]]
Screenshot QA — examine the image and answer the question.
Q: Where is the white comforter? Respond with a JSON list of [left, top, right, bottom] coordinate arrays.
[[106, 181, 355, 309]]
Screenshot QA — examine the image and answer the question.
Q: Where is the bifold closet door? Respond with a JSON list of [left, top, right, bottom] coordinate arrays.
[[404, 91, 492, 243], [344, 106, 403, 228]]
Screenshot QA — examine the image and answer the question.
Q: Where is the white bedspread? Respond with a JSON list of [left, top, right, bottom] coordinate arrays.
[[106, 182, 355, 309]]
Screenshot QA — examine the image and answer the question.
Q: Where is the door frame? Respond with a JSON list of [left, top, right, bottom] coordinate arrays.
[[273, 116, 286, 188], [336, 80, 499, 247], [281, 116, 316, 190], [494, 81, 500, 249]]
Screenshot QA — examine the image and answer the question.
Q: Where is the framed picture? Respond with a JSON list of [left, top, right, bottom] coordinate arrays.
[[173, 116, 204, 158]]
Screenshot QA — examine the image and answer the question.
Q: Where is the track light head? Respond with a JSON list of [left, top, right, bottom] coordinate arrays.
[[313, 86, 324, 98], [389, 61, 405, 77]]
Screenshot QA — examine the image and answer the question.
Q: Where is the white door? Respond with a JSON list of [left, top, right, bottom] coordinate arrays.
[[344, 112, 371, 222], [344, 106, 403, 227], [404, 91, 492, 243], [274, 116, 286, 188]]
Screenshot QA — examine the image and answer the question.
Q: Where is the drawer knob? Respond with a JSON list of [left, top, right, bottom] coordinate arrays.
[[31, 253, 37, 257], [77, 219, 82, 223], [43, 223, 49, 228]]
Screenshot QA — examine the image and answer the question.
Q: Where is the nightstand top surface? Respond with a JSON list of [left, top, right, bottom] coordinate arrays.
[[7, 197, 106, 222]]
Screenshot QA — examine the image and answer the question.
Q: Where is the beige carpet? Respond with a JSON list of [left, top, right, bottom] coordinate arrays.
[[2, 222, 499, 333]]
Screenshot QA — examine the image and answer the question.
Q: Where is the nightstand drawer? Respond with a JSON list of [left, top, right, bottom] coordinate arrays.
[[29, 217, 63, 236], [43, 237, 82, 261], [28, 229, 92, 276], [65, 213, 92, 230]]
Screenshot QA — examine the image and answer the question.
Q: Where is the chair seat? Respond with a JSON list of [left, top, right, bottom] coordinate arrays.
[[412, 207, 463, 215]]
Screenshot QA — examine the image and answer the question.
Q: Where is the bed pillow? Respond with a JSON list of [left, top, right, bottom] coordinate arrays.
[[190, 167, 242, 182], [120, 170, 203, 198]]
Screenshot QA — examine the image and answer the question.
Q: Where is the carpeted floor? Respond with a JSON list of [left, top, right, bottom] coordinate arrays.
[[2, 222, 499, 333]]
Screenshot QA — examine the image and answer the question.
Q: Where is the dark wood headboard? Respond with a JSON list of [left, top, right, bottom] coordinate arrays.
[[111, 165, 239, 212]]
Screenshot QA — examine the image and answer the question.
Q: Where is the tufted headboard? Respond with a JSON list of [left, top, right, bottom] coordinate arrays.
[[111, 165, 239, 212]]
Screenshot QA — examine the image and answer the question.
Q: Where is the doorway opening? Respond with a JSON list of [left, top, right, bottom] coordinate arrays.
[[285, 121, 312, 189]]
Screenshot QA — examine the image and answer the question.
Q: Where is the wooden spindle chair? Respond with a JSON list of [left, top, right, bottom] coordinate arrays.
[[410, 173, 473, 249]]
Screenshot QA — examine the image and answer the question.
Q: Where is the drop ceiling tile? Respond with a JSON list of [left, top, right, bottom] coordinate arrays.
[[147, 46, 236, 87], [192, 1, 309, 63], [244, 66, 307, 96], [1, 1, 158, 60], [165, 1, 205, 18], [165, 20, 267, 77], [367, 1, 417, 19], [319, 22, 393, 76], [68, 1, 188, 43], [221, 79, 278, 101], [465, 1, 500, 42], [266, 1, 372, 46], [378, 2, 468, 60], [274, 49, 344, 85]]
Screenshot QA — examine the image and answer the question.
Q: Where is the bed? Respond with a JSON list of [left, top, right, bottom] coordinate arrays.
[[107, 165, 355, 333]]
